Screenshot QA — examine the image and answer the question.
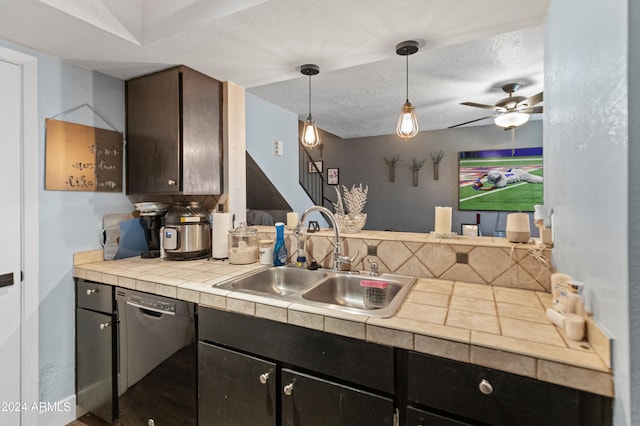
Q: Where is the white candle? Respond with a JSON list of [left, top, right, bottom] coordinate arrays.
[[286, 212, 299, 228], [434, 206, 452, 235]]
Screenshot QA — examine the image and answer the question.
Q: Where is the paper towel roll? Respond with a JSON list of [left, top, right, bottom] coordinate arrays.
[[211, 213, 232, 259]]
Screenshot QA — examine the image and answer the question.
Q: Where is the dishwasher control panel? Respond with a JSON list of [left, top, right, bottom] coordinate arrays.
[[129, 294, 176, 314]]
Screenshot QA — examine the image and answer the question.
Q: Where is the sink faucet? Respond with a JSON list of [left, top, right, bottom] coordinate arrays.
[[294, 206, 352, 271]]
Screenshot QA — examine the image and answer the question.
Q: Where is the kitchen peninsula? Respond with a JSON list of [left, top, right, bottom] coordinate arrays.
[[74, 228, 613, 410]]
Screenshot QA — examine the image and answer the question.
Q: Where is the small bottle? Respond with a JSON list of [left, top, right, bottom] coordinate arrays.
[[273, 222, 288, 266]]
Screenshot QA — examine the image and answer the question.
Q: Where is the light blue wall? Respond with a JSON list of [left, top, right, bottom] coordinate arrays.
[[245, 92, 315, 216], [0, 39, 133, 403], [545, 1, 634, 424]]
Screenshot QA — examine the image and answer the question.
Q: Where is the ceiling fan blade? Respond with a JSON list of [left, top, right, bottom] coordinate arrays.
[[461, 101, 502, 111], [517, 91, 543, 108], [448, 115, 496, 129], [518, 106, 543, 114]]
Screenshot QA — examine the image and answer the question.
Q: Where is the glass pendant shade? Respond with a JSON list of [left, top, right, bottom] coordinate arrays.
[[397, 101, 419, 140], [299, 64, 321, 148], [301, 116, 320, 148], [494, 111, 529, 128], [395, 40, 420, 140]]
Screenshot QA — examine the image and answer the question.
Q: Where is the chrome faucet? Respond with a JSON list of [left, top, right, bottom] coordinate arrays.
[[294, 206, 353, 271]]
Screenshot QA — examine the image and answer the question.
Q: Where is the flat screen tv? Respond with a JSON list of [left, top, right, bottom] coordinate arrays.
[[458, 147, 543, 212]]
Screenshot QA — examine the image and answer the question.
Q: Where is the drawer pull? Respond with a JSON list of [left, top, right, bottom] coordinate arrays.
[[479, 378, 493, 395], [99, 322, 111, 330], [168, 179, 177, 186], [259, 372, 270, 384], [283, 383, 294, 396], [86, 288, 98, 295]]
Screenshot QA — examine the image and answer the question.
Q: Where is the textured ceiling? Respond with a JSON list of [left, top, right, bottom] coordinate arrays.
[[0, 0, 549, 138]]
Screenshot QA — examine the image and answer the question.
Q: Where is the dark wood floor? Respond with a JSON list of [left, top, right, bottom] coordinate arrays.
[[68, 344, 197, 426]]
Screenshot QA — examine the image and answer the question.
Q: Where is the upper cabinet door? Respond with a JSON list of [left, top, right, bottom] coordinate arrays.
[[126, 66, 222, 195]]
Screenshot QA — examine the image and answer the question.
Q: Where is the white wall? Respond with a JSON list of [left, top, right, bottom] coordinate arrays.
[[0, 39, 133, 409], [545, 1, 633, 424]]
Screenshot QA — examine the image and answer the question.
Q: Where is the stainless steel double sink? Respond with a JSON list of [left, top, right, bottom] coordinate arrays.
[[216, 266, 417, 318]]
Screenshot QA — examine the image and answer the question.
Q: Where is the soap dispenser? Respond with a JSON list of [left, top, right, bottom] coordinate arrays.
[[273, 222, 288, 266]]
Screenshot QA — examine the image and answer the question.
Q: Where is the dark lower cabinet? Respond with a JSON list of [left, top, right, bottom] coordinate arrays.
[[75, 281, 117, 423], [198, 308, 396, 425], [198, 341, 393, 426], [198, 343, 276, 425], [406, 351, 612, 426], [281, 369, 394, 426], [406, 406, 472, 426], [198, 308, 612, 426]]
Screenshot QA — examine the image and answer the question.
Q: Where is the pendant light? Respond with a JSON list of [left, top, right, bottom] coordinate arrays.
[[395, 40, 420, 140], [300, 64, 320, 148]]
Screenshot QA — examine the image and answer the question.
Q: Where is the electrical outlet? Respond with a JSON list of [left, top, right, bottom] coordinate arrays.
[[367, 245, 377, 256], [456, 253, 468, 264], [274, 140, 283, 156]]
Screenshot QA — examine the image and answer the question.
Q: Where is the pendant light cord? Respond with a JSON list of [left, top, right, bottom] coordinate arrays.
[[405, 55, 409, 103], [308, 74, 312, 117]]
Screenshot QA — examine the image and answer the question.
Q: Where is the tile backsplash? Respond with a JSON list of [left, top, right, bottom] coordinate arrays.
[[256, 227, 552, 292]]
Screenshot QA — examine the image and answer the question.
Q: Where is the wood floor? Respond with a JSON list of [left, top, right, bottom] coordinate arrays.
[[67, 344, 197, 426]]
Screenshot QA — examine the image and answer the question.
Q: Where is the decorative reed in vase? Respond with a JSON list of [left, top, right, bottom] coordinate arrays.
[[431, 150, 444, 180], [412, 157, 426, 186], [383, 154, 401, 182]]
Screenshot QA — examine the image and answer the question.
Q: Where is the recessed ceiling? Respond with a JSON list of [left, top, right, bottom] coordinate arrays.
[[0, 0, 549, 138]]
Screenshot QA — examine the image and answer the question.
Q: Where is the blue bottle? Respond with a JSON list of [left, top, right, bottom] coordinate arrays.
[[273, 222, 288, 266]]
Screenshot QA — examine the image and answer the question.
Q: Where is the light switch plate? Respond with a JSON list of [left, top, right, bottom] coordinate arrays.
[[274, 140, 283, 156]]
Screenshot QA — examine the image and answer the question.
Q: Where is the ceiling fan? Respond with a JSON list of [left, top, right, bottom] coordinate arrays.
[[448, 83, 543, 130]]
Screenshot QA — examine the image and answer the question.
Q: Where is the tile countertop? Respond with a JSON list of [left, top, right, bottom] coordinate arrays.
[[73, 249, 613, 398]]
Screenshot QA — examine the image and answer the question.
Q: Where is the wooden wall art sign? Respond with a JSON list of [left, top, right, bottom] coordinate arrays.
[[45, 119, 123, 192]]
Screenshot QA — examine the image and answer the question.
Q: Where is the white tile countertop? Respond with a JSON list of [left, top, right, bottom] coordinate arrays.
[[73, 249, 613, 398]]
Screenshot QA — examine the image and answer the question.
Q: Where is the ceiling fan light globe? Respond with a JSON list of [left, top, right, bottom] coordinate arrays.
[[397, 102, 419, 140], [301, 118, 320, 148], [494, 111, 529, 128]]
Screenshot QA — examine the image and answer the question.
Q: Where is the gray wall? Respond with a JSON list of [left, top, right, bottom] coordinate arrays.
[[545, 1, 634, 424], [320, 122, 542, 234], [0, 39, 133, 404]]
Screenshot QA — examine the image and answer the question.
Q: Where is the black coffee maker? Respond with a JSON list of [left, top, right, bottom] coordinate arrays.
[[135, 202, 169, 258], [140, 214, 165, 256]]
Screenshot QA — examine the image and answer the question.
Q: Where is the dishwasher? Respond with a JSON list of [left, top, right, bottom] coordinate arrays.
[[115, 288, 196, 424]]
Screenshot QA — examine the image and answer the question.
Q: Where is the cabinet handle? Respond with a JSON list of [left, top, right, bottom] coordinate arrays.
[[167, 179, 177, 186], [259, 372, 270, 384], [479, 378, 493, 395], [283, 383, 294, 396], [99, 322, 111, 330], [86, 288, 97, 295]]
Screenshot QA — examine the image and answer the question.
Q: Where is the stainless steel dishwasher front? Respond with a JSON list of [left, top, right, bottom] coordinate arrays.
[[115, 288, 195, 394]]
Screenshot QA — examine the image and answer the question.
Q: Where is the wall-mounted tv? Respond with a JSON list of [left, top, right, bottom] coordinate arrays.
[[458, 147, 543, 212]]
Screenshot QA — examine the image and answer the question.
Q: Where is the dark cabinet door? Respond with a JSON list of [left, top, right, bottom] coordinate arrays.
[[126, 66, 222, 195], [126, 68, 181, 194], [76, 307, 116, 423], [281, 369, 394, 426], [408, 352, 586, 426], [198, 342, 276, 426], [406, 406, 472, 426]]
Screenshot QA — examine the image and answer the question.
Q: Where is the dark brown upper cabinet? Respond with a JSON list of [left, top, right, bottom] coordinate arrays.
[[126, 66, 222, 195]]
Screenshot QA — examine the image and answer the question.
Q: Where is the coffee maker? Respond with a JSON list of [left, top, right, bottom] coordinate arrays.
[[135, 202, 169, 258]]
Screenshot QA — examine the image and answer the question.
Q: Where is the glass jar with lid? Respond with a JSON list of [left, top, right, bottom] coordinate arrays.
[[228, 222, 259, 264]]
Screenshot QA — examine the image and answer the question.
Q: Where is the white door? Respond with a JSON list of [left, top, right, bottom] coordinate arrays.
[[0, 58, 23, 426]]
